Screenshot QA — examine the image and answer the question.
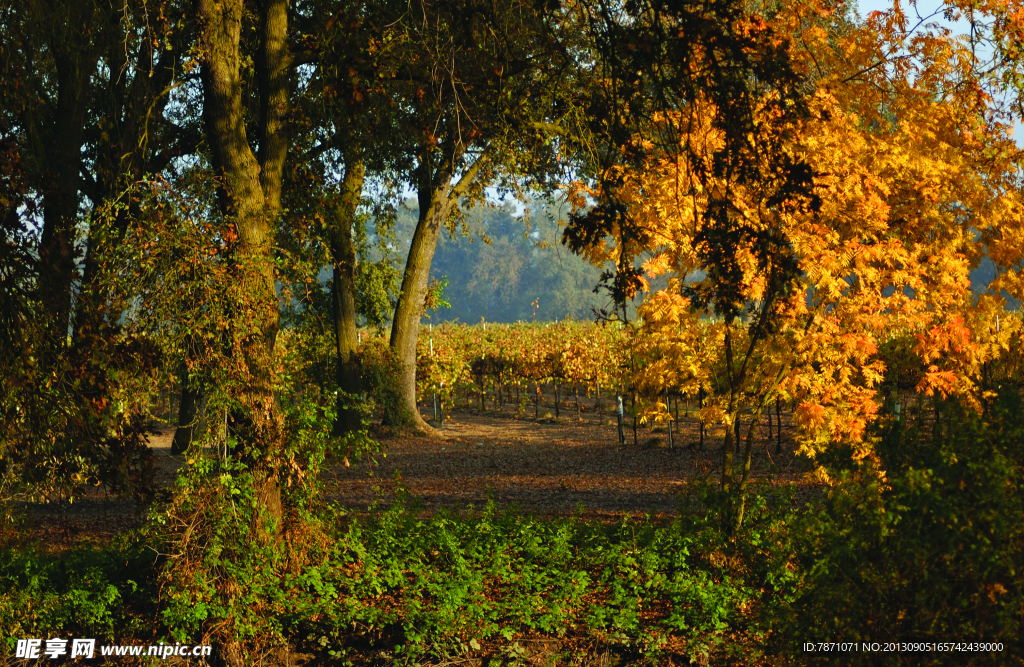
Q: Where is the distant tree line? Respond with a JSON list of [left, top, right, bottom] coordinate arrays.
[[387, 199, 635, 325]]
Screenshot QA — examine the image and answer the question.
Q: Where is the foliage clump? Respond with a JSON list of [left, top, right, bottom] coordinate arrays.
[[771, 393, 1024, 663]]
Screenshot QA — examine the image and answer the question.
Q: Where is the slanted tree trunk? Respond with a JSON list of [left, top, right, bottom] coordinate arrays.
[[388, 164, 455, 431], [388, 148, 488, 432], [328, 150, 364, 434], [732, 401, 767, 532]]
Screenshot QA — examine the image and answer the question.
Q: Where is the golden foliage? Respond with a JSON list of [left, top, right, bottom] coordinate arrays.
[[572, 0, 1024, 467]]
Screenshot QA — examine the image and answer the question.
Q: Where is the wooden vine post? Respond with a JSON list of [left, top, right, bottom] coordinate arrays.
[[616, 395, 625, 445], [698, 387, 705, 450], [665, 389, 674, 450]]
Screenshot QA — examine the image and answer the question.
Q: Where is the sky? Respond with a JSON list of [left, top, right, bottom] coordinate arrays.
[[856, 0, 966, 26]]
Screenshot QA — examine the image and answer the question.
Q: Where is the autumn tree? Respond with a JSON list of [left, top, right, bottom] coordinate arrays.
[[568, 0, 1024, 529]]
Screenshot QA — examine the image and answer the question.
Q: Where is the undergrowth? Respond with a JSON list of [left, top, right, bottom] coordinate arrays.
[[289, 490, 779, 665], [0, 487, 785, 665], [2, 394, 1022, 665]]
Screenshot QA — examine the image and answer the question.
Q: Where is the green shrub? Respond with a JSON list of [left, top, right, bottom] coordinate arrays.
[[0, 542, 154, 653], [770, 393, 1024, 664], [360, 338, 413, 427]]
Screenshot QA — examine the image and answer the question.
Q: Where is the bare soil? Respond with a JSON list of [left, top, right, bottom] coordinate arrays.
[[326, 407, 813, 520], [15, 403, 815, 550]]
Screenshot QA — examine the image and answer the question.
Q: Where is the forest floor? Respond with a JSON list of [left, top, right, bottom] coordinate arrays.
[[326, 406, 815, 520], [15, 400, 817, 551]]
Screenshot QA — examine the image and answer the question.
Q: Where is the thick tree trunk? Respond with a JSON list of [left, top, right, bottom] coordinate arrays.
[[329, 152, 364, 434], [197, 0, 286, 527], [36, 36, 96, 342], [198, 1, 290, 664], [256, 0, 289, 211], [388, 171, 453, 432]]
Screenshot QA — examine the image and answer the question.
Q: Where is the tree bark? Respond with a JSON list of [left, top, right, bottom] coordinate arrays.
[[171, 363, 204, 455], [198, 1, 290, 663], [197, 0, 287, 526], [387, 147, 487, 432], [34, 17, 97, 342], [256, 0, 289, 215], [388, 165, 454, 431], [329, 150, 364, 434]]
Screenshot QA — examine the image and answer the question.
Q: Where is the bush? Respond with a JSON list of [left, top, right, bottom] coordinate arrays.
[[769, 393, 1024, 664], [0, 541, 154, 652], [359, 337, 413, 427]]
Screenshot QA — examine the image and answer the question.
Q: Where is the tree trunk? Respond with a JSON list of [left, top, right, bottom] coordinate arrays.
[[171, 363, 203, 455], [732, 402, 768, 533], [388, 168, 454, 432], [198, 1, 290, 663], [388, 148, 488, 432], [721, 395, 736, 489], [198, 0, 287, 528], [35, 33, 97, 342], [775, 396, 782, 455], [734, 414, 742, 455], [256, 0, 289, 212], [328, 151, 364, 435]]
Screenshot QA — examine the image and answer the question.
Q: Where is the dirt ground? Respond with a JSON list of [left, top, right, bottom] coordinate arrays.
[[14, 425, 184, 550], [16, 403, 815, 549], [326, 408, 812, 520]]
